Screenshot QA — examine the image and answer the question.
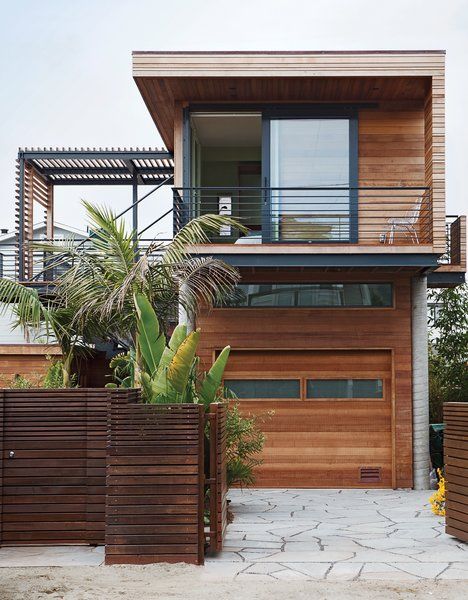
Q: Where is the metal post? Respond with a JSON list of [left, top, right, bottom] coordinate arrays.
[[132, 175, 138, 261], [17, 155, 25, 281], [132, 175, 138, 237]]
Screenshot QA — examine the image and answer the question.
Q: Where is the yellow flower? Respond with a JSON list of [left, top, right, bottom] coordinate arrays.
[[429, 470, 446, 517]]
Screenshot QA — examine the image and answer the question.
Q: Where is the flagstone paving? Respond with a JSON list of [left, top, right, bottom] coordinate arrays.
[[203, 488, 468, 581]]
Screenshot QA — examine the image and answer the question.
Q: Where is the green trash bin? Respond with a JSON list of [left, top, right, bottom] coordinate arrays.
[[429, 423, 445, 471]]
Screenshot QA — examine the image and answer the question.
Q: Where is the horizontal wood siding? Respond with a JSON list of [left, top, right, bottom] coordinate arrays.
[[0, 345, 62, 387], [0, 389, 107, 545], [196, 269, 413, 488], [133, 51, 445, 78], [358, 108, 429, 245], [105, 394, 205, 565], [444, 402, 468, 543], [224, 349, 392, 488]]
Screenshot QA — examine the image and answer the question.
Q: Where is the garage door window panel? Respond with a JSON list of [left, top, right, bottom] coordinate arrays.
[[224, 379, 300, 399], [306, 379, 383, 399]]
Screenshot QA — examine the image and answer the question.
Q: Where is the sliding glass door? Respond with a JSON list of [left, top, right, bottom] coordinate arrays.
[[265, 114, 357, 242]]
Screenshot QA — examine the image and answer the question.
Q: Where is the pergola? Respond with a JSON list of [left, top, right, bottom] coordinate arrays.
[[16, 148, 174, 281]]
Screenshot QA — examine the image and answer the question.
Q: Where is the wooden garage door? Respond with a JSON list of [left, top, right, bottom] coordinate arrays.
[[223, 349, 393, 488]]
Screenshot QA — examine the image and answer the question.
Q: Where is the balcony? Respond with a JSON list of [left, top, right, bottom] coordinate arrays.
[[173, 186, 434, 247]]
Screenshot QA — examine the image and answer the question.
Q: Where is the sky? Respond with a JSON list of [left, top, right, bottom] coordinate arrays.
[[0, 0, 467, 237]]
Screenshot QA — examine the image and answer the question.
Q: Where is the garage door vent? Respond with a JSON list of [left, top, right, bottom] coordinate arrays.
[[359, 466, 382, 483]]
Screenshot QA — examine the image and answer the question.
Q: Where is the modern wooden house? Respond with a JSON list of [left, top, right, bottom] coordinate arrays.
[[131, 50, 466, 489]]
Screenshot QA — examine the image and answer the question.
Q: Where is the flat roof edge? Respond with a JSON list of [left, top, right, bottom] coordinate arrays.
[[132, 50, 446, 56]]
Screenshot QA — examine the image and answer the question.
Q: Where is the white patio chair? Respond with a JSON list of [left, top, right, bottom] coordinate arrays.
[[385, 196, 423, 244]]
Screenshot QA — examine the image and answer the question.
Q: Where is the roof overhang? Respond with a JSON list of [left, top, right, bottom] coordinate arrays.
[[132, 50, 445, 150], [186, 252, 441, 270]]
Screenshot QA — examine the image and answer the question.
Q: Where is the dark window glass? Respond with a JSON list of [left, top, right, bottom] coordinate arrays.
[[306, 379, 383, 399], [220, 283, 393, 308], [224, 379, 300, 399]]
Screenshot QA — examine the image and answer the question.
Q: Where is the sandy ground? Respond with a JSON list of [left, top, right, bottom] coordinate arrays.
[[1, 564, 468, 600]]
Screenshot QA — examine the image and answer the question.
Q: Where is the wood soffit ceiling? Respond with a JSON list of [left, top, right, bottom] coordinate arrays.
[[132, 52, 441, 149]]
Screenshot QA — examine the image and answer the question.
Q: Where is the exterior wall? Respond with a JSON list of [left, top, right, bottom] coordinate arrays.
[[0, 344, 61, 386], [358, 107, 428, 245], [196, 269, 414, 488]]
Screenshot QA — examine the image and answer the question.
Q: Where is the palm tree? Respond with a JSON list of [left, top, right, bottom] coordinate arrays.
[[0, 202, 245, 386], [0, 280, 104, 386], [31, 201, 246, 350]]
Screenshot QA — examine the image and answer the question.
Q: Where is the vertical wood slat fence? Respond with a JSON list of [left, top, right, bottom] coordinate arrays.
[[0, 389, 228, 565], [444, 402, 468, 542]]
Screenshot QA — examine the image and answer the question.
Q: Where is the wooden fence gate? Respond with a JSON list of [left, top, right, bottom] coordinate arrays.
[[0, 389, 108, 545], [0, 389, 229, 565], [444, 402, 468, 542]]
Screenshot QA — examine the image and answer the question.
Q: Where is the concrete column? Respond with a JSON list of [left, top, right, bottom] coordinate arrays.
[[411, 274, 430, 490]]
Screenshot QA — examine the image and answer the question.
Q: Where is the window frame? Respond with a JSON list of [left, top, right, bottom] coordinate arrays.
[[217, 282, 395, 309], [223, 377, 302, 401], [305, 378, 384, 400]]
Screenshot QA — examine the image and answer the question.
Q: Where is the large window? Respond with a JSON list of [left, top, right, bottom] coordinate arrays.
[[220, 283, 393, 308], [224, 379, 300, 399], [268, 116, 355, 242], [306, 379, 383, 399]]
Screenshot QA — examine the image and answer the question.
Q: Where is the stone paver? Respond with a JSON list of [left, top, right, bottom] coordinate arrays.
[[0, 545, 104, 567], [204, 488, 468, 581]]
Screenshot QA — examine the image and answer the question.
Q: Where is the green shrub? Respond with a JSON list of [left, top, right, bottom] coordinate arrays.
[[225, 402, 269, 488], [9, 374, 34, 388]]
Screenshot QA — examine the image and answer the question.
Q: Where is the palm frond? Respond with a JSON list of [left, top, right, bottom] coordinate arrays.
[[163, 214, 247, 265], [0, 278, 51, 334], [176, 256, 240, 316]]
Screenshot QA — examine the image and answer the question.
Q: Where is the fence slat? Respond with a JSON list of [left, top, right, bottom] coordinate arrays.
[[444, 402, 468, 543]]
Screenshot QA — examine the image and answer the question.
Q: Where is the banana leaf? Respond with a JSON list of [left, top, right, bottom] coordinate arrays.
[[199, 345, 231, 408], [159, 323, 187, 371], [134, 293, 165, 377], [167, 329, 200, 394]]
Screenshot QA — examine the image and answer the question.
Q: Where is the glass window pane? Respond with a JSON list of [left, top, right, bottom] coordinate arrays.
[[224, 379, 300, 399], [220, 283, 393, 308], [270, 119, 350, 241], [306, 379, 383, 399], [352, 379, 383, 398]]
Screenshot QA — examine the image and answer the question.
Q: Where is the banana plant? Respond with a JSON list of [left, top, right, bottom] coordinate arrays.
[[128, 292, 230, 405]]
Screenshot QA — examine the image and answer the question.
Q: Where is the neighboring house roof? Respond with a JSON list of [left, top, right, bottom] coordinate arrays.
[[0, 223, 87, 244]]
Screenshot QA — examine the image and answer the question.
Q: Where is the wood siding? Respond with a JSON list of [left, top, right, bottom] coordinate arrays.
[[444, 402, 468, 543], [196, 269, 414, 488], [0, 345, 62, 387], [224, 349, 392, 488], [358, 108, 428, 245]]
